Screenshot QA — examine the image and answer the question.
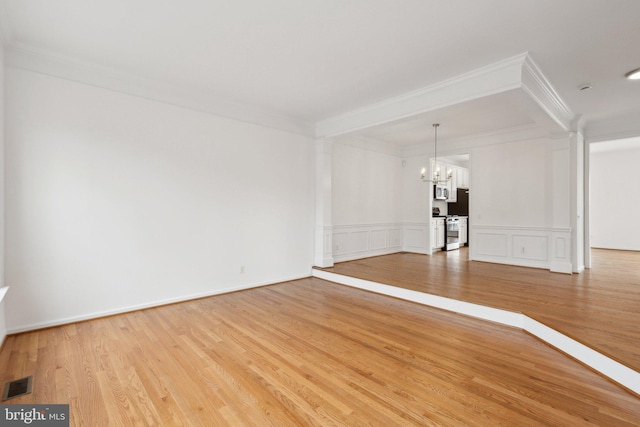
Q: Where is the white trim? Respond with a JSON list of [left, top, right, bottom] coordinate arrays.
[[332, 222, 403, 230], [585, 125, 640, 144], [316, 53, 528, 138], [315, 225, 335, 268], [521, 56, 574, 132], [312, 270, 640, 395], [523, 317, 640, 396], [6, 275, 309, 335], [5, 43, 314, 137], [316, 53, 576, 139], [313, 269, 523, 328], [403, 222, 430, 254], [584, 137, 592, 269], [332, 223, 403, 263], [471, 225, 572, 273], [401, 123, 547, 158]]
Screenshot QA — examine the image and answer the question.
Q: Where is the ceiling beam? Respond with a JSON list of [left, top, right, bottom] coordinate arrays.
[[316, 53, 574, 140]]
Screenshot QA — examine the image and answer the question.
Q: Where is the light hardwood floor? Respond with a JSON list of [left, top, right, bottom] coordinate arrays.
[[1, 268, 639, 425], [320, 248, 640, 376]]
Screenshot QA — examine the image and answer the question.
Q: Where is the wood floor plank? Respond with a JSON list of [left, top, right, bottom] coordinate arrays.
[[320, 248, 640, 375], [1, 267, 639, 424]]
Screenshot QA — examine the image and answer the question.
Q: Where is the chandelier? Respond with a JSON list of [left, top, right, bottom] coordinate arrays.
[[420, 123, 452, 183]]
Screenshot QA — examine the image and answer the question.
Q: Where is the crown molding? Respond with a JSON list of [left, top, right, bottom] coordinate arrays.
[[583, 119, 640, 143], [316, 53, 577, 141], [3, 40, 579, 144], [315, 53, 529, 139], [590, 136, 640, 153], [520, 56, 574, 132], [4, 43, 314, 137], [586, 128, 640, 143], [332, 134, 403, 157], [401, 123, 548, 158]]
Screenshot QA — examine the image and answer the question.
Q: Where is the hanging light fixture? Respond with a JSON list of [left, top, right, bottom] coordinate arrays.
[[420, 123, 452, 183]]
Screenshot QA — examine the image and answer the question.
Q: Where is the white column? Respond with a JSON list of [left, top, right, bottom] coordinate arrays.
[[570, 131, 586, 272], [583, 137, 592, 269], [549, 135, 572, 273], [314, 139, 334, 267]]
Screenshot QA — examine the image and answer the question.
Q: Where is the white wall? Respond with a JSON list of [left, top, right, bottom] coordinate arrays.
[[590, 145, 640, 250], [400, 154, 431, 254], [0, 42, 7, 345], [397, 133, 574, 271], [332, 141, 402, 225], [472, 139, 554, 227], [329, 131, 574, 271], [404, 137, 567, 232], [401, 154, 430, 224], [469, 137, 572, 272], [5, 68, 315, 332], [330, 140, 403, 261], [0, 42, 4, 287]]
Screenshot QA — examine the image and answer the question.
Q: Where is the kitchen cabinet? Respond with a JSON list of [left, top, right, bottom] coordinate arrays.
[[430, 219, 436, 249], [457, 167, 469, 189], [446, 169, 457, 202], [431, 218, 445, 249], [431, 160, 456, 202], [459, 217, 468, 245], [430, 160, 468, 201]]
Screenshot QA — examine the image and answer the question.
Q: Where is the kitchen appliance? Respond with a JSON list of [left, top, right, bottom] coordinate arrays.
[[444, 216, 460, 251], [434, 185, 448, 200], [432, 207, 440, 216], [447, 188, 469, 216]]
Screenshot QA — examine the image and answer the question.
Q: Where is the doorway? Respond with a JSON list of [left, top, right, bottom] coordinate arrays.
[[587, 137, 640, 263], [429, 153, 471, 257]]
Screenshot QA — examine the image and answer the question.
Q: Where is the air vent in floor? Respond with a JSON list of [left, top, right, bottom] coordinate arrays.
[[2, 376, 33, 401]]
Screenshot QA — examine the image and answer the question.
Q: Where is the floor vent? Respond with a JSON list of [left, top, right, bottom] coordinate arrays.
[[2, 376, 33, 401]]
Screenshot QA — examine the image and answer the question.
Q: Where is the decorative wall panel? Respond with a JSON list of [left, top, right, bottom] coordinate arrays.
[[472, 226, 571, 273], [332, 224, 403, 262]]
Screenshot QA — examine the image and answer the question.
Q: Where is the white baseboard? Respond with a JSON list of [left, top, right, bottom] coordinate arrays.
[[550, 262, 573, 274], [313, 269, 523, 328], [312, 269, 640, 395], [7, 274, 309, 335]]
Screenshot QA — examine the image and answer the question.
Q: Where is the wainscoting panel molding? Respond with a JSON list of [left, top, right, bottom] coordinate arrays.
[[471, 225, 572, 273], [314, 225, 334, 267], [402, 223, 429, 254], [331, 223, 573, 272], [332, 223, 403, 262]]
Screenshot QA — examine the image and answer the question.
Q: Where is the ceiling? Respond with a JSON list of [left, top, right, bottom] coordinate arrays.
[[1, 0, 639, 144], [591, 136, 640, 153], [355, 90, 536, 147]]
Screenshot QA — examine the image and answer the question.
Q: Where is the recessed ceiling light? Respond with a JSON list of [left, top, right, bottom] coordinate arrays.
[[625, 68, 640, 80], [579, 84, 592, 91]]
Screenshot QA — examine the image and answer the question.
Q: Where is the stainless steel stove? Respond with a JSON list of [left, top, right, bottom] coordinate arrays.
[[444, 216, 460, 251]]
